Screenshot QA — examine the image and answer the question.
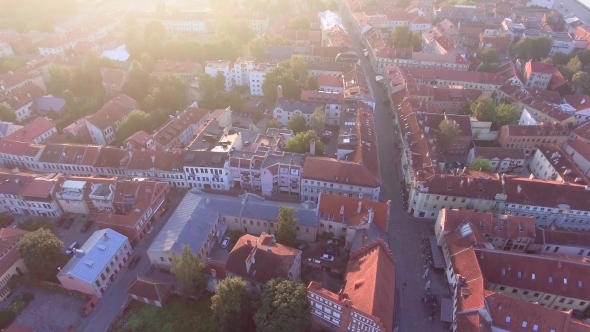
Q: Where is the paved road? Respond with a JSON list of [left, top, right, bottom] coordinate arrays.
[[345, 20, 449, 332], [78, 188, 187, 332]]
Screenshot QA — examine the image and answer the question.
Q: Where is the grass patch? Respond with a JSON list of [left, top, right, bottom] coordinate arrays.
[[0, 292, 34, 329], [16, 219, 53, 232], [112, 293, 217, 332]]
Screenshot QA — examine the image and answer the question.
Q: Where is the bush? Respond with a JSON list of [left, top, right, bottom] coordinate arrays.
[[17, 219, 53, 232], [0, 292, 35, 329], [0, 311, 16, 329], [0, 215, 14, 228]]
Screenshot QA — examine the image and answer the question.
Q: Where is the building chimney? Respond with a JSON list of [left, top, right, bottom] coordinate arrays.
[[340, 205, 345, 214], [310, 139, 316, 156], [517, 184, 522, 193], [211, 268, 216, 278], [357, 201, 362, 213], [151, 154, 156, 164], [103, 232, 109, 240], [368, 207, 374, 224], [277, 85, 283, 99]]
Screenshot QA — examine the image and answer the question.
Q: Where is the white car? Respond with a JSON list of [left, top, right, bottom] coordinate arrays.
[[308, 258, 321, 264], [65, 242, 78, 255], [220, 237, 230, 249], [321, 254, 335, 262]]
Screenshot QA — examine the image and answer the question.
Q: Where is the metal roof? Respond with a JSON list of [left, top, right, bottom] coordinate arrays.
[[58, 228, 128, 284], [148, 190, 318, 255]]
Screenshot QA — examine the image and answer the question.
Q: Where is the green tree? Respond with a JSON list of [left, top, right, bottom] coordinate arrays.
[[477, 62, 500, 72], [391, 25, 413, 49], [47, 65, 72, 95], [288, 16, 311, 30], [289, 56, 308, 79], [284, 130, 325, 155], [148, 73, 189, 111], [0, 104, 16, 123], [396, 0, 413, 8], [573, 71, 590, 90], [62, 90, 79, 118], [18, 229, 63, 279], [144, 20, 167, 41], [254, 278, 311, 332], [551, 51, 571, 66], [496, 104, 518, 126], [0, 56, 25, 74], [304, 76, 319, 90], [469, 157, 493, 172], [477, 48, 499, 64], [211, 277, 255, 332], [170, 245, 206, 297], [122, 61, 151, 102], [287, 114, 308, 134], [310, 107, 326, 133], [140, 53, 156, 72], [248, 36, 267, 59], [267, 118, 280, 129], [566, 56, 582, 77], [438, 118, 462, 148], [276, 205, 298, 247], [262, 66, 300, 100], [577, 49, 590, 66], [411, 32, 422, 52], [470, 97, 497, 122], [116, 110, 150, 142], [530, 36, 553, 60], [459, 101, 473, 115]]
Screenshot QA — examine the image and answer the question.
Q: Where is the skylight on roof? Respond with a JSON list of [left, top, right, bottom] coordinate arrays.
[[506, 316, 511, 323]]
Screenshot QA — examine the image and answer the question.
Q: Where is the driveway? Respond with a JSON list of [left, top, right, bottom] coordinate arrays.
[[76, 188, 188, 332], [53, 215, 98, 252], [9, 284, 86, 332]]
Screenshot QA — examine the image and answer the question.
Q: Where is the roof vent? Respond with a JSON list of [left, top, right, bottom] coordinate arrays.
[[97, 244, 107, 251], [84, 260, 94, 267]]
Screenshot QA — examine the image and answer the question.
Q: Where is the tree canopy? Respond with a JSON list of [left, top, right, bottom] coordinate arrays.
[[573, 71, 590, 91], [476, 48, 499, 64], [438, 119, 462, 147], [469, 157, 493, 172], [170, 245, 206, 297], [390, 26, 422, 51], [211, 277, 255, 332], [116, 110, 151, 143], [287, 114, 308, 134], [248, 36, 267, 59], [262, 66, 300, 100], [0, 56, 25, 74], [515, 36, 552, 60], [275, 206, 298, 247], [254, 278, 311, 332], [284, 131, 325, 155], [0, 104, 16, 123], [470, 97, 497, 122], [496, 104, 518, 126], [304, 76, 319, 90], [310, 107, 326, 133], [267, 118, 280, 129], [47, 65, 73, 96], [18, 229, 63, 279]]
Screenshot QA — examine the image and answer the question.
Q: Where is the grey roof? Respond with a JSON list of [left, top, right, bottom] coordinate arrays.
[[0, 121, 22, 138], [148, 190, 318, 255], [262, 152, 306, 169], [58, 228, 128, 284], [274, 98, 325, 115], [265, 46, 293, 60], [32, 95, 66, 113], [183, 151, 228, 168], [350, 223, 389, 253]]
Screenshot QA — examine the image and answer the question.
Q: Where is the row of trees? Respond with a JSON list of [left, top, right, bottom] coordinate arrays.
[[543, 50, 590, 91], [197, 72, 246, 111], [476, 48, 501, 73], [0, 104, 16, 123], [514, 36, 553, 61]]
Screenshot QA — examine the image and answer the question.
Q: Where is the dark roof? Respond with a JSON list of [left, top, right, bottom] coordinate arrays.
[[126, 276, 172, 302], [183, 151, 228, 168]]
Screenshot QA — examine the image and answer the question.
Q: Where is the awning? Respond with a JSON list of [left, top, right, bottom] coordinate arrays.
[[441, 297, 454, 323], [429, 235, 446, 269]]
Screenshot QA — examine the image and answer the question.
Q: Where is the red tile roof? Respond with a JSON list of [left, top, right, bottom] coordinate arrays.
[[19, 178, 56, 198], [317, 194, 389, 231], [399, 66, 507, 86], [0, 140, 33, 156], [566, 138, 590, 162], [5, 117, 55, 143], [565, 95, 590, 111], [0, 84, 46, 110], [0, 228, 29, 277], [343, 240, 396, 332], [86, 94, 139, 130], [225, 234, 301, 284], [317, 74, 342, 87], [485, 292, 574, 332], [534, 227, 590, 247], [573, 122, 590, 142], [477, 248, 590, 302], [455, 312, 492, 332], [439, 208, 536, 240], [126, 276, 172, 303], [528, 61, 556, 75], [525, 88, 562, 105]]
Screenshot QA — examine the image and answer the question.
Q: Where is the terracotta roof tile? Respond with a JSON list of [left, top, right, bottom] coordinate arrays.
[[565, 95, 590, 111], [225, 234, 301, 284], [5, 118, 55, 143], [317, 74, 342, 87], [439, 209, 536, 239], [317, 194, 389, 231], [126, 276, 172, 302], [455, 312, 492, 332], [86, 94, 139, 130], [344, 240, 396, 332], [0, 85, 46, 110], [19, 178, 56, 198], [534, 227, 590, 247]]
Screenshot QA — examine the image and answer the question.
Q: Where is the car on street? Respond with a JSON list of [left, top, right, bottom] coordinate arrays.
[[220, 237, 230, 249], [128, 255, 141, 269], [297, 243, 308, 250], [307, 258, 321, 264], [65, 242, 78, 255], [321, 254, 335, 262]]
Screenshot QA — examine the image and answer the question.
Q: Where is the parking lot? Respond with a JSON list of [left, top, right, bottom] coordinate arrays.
[[7, 284, 86, 332], [52, 215, 99, 253], [300, 240, 347, 292]]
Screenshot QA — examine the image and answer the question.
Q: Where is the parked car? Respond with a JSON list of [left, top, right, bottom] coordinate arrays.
[[297, 243, 308, 251], [220, 237, 230, 249], [321, 254, 335, 262], [128, 255, 141, 269], [327, 239, 338, 245], [307, 258, 321, 264], [326, 246, 339, 256], [65, 242, 78, 255], [81, 220, 93, 233]]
